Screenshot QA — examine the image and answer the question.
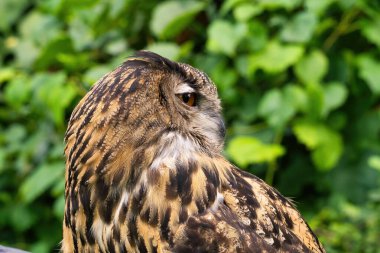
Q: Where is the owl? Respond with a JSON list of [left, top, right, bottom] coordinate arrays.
[[63, 51, 325, 253]]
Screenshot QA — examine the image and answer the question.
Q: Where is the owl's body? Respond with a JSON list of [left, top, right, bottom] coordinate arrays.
[[63, 51, 325, 253]]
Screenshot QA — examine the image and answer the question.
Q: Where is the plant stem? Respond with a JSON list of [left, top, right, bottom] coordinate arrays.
[[265, 160, 276, 186], [323, 7, 361, 50], [265, 129, 284, 185]]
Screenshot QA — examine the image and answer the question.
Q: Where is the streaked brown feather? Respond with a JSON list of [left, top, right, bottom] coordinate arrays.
[[63, 51, 325, 253]]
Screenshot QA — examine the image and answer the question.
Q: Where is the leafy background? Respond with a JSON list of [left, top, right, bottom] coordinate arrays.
[[1, 0, 379, 252]]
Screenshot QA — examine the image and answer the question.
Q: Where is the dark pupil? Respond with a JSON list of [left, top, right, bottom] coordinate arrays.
[[182, 93, 191, 103]]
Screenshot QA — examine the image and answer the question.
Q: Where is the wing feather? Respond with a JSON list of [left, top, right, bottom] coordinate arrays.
[[172, 160, 325, 253]]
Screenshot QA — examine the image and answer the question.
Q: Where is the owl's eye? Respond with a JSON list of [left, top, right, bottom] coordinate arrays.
[[177, 92, 197, 107]]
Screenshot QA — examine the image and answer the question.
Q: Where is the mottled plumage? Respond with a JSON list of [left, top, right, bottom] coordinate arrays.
[[63, 51, 325, 253]]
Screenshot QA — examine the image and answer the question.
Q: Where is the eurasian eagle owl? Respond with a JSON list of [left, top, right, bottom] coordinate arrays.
[[63, 51, 325, 253]]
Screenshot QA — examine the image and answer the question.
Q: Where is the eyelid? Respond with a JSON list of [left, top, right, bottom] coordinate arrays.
[[175, 83, 195, 94]]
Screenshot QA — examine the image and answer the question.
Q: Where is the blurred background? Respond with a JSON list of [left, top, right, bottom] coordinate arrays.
[[0, 0, 379, 252]]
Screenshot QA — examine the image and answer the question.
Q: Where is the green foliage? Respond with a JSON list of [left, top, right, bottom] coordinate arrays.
[[294, 50, 328, 84], [357, 54, 380, 94], [227, 136, 285, 167], [151, 1, 205, 39], [293, 120, 343, 170], [1, 0, 380, 252]]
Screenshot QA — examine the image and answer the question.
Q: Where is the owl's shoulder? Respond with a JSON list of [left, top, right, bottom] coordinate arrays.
[[172, 163, 325, 253]]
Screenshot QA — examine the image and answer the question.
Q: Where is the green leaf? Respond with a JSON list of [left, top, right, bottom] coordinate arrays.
[[53, 194, 65, 218], [209, 61, 238, 103], [281, 11, 317, 43], [336, 0, 357, 10], [10, 204, 37, 232], [13, 39, 40, 68], [30, 241, 50, 253], [305, 84, 325, 119], [233, 4, 262, 22], [20, 162, 64, 204], [357, 54, 380, 95], [4, 124, 26, 145], [0, 148, 6, 173], [0, 0, 28, 32], [238, 21, 268, 54], [68, 15, 94, 51], [293, 120, 343, 170], [63, 0, 98, 8], [38, 0, 64, 14], [0, 68, 17, 83], [31, 72, 75, 125], [19, 11, 61, 46], [361, 18, 380, 49], [150, 1, 205, 39], [57, 52, 91, 71], [84, 65, 113, 85], [227, 136, 285, 167], [293, 121, 323, 149], [312, 133, 342, 170], [207, 20, 247, 56], [105, 38, 128, 56], [368, 156, 380, 172], [283, 84, 308, 112], [13, 12, 61, 68], [4, 74, 31, 108], [220, 0, 246, 15], [107, 0, 128, 18], [257, 0, 301, 10], [51, 177, 65, 196], [258, 88, 296, 127], [249, 41, 304, 73], [294, 50, 328, 84], [306, 0, 335, 15], [322, 82, 348, 116], [146, 42, 181, 60], [36, 35, 74, 69]]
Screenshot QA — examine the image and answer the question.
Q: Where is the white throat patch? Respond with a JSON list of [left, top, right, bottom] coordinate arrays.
[[150, 132, 197, 170]]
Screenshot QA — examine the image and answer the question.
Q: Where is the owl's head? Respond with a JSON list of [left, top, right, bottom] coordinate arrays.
[[65, 51, 225, 172]]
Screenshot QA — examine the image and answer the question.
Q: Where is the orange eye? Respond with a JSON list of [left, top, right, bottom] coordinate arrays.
[[177, 92, 197, 107]]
